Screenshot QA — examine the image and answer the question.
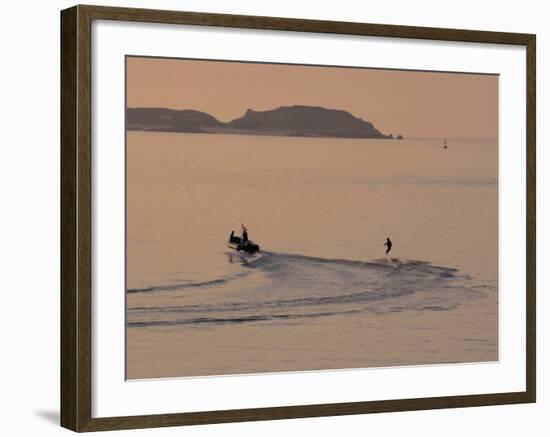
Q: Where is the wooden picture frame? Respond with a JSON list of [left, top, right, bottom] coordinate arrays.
[[61, 4, 536, 432]]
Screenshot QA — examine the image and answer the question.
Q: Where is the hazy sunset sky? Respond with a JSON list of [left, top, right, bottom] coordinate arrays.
[[126, 56, 498, 139]]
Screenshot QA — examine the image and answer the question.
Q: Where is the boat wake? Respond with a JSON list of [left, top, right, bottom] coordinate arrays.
[[127, 251, 495, 328]]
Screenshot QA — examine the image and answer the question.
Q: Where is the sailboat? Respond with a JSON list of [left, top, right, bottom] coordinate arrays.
[[443, 138, 448, 149]]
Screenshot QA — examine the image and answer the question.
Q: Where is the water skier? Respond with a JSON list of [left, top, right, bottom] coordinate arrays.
[[384, 237, 392, 255]]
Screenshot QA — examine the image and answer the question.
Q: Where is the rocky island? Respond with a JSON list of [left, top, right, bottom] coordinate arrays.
[[126, 105, 403, 139]]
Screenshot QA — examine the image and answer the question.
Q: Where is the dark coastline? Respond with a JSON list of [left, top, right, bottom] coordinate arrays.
[[126, 105, 404, 139]]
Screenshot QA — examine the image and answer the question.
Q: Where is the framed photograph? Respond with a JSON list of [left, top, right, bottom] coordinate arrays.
[[60, 4, 536, 432]]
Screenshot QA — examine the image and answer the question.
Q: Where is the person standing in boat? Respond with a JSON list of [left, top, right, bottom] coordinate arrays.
[[241, 223, 249, 245], [384, 237, 392, 255]]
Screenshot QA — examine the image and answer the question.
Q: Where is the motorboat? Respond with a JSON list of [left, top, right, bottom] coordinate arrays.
[[228, 231, 260, 253]]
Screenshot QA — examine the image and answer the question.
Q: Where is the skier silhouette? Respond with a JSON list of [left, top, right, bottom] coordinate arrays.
[[384, 237, 392, 255]]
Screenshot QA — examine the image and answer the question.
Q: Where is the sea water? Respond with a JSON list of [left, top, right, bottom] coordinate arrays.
[[126, 132, 498, 378]]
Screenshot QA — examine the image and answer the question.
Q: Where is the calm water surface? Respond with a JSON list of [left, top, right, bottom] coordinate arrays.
[[126, 132, 498, 379]]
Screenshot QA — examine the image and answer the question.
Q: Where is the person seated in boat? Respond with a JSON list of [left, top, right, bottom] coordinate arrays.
[[229, 230, 241, 244]]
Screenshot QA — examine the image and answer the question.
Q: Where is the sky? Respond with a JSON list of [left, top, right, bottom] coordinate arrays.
[[126, 56, 498, 139]]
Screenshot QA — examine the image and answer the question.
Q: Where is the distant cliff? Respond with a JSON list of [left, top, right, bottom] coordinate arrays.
[[127, 105, 400, 139]]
